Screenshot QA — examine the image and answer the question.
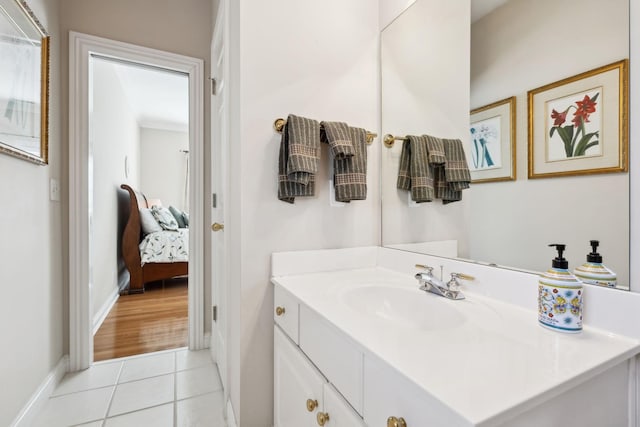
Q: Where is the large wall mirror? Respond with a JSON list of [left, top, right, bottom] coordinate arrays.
[[381, 0, 630, 290]]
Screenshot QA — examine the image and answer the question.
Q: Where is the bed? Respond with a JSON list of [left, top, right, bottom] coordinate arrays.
[[119, 184, 188, 294]]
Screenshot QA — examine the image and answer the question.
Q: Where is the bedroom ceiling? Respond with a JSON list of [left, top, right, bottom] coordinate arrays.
[[102, 58, 190, 133], [471, 0, 511, 23]]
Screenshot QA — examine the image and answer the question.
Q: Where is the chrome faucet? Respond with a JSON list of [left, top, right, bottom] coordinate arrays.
[[414, 264, 474, 300]]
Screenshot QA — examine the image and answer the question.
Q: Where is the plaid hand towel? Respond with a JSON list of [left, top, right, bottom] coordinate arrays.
[[278, 115, 320, 203], [396, 136, 434, 202], [334, 127, 367, 202], [321, 121, 355, 159], [439, 138, 471, 204], [285, 114, 321, 185]]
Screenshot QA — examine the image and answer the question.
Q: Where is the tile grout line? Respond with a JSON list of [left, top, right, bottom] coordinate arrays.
[[174, 350, 178, 427], [102, 361, 125, 424]]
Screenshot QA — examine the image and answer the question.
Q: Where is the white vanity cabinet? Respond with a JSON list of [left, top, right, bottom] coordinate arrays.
[[274, 325, 365, 427]]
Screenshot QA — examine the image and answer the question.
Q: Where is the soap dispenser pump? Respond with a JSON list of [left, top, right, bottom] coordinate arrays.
[[538, 244, 583, 333], [574, 240, 617, 288]]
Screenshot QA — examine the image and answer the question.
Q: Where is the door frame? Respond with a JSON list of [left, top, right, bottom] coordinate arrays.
[[69, 32, 205, 371]]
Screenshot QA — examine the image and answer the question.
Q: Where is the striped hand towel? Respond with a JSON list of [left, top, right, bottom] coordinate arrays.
[[286, 114, 321, 185], [278, 115, 321, 203], [396, 135, 434, 202], [321, 121, 355, 159], [439, 138, 471, 204], [334, 127, 367, 202]]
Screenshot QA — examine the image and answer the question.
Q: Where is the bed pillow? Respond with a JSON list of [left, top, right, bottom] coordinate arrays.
[[168, 205, 187, 228], [182, 212, 189, 227], [151, 205, 179, 231], [139, 208, 163, 234]]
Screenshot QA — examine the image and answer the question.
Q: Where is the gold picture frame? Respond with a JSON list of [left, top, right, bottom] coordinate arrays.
[[528, 60, 628, 179], [469, 96, 516, 183], [0, 0, 49, 165]]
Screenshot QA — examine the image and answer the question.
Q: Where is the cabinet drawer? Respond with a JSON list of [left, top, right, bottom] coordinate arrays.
[[299, 305, 363, 415], [363, 355, 467, 427], [274, 285, 299, 344]]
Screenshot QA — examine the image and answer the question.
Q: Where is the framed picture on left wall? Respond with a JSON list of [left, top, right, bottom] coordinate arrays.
[[469, 96, 516, 183], [0, 0, 49, 165]]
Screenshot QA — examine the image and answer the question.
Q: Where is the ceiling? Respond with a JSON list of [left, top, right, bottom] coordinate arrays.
[[471, 0, 511, 23], [98, 57, 189, 133]]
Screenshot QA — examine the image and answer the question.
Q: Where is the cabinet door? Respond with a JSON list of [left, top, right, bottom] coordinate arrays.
[[363, 355, 468, 427], [274, 326, 325, 427], [322, 384, 366, 427]]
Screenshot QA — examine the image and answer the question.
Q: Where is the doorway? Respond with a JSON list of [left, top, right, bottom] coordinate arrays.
[[69, 32, 205, 371]]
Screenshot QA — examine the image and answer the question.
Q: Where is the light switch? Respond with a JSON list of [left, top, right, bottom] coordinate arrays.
[[50, 178, 60, 201]]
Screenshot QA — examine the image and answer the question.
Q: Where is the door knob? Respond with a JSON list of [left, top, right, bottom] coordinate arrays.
[[211, 222, 224, 232], [306, 398, 318, 412]]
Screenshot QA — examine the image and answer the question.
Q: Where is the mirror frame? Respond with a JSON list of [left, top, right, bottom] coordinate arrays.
[[0, 0, 49, 165]]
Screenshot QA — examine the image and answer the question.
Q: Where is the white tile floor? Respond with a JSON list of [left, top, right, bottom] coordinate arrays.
[[33, 348, 226, 427]]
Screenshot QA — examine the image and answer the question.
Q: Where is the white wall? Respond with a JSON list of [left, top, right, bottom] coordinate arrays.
[[470, 0, 629, 285], [91, 59, 140, 317], [225, 0, 381, 423], [380, 0, 471, 256], [140, 127, 189, 212], [0, 0, 64, 425]]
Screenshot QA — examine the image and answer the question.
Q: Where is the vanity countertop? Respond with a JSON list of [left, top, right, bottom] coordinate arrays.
[[272, 267, 640, 426]]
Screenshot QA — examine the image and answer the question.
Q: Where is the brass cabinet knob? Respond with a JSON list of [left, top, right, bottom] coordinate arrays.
[[275, 306, 285, 316], [211, 222, 224, 232], [306, 398, 318, 412], [316, 412, 330, 426], [387, 416, 407, 427]]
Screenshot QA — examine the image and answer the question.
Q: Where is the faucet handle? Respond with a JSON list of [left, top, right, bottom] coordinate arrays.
[[415, 264, 434, 275], [447, 272, 475, 290]]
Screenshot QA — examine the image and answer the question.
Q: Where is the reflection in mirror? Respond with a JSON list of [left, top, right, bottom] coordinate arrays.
[[0, 0, 49, 164], [381, 0, 630, 289]]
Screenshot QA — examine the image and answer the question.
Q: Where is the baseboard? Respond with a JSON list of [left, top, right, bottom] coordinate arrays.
[[226, 398, 238, 427], [11, 355, 69, 427], [92, 287, 119, 335]]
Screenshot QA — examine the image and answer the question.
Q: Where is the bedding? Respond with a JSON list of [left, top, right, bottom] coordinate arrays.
[[140, 208, 163, 234], [151, 205, 179, 230], [139, 229, 189, 265]]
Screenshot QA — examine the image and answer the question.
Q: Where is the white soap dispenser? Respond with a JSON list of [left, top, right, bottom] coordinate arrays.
[[538, 244, 583, 333], [574, 240, 617, 288]]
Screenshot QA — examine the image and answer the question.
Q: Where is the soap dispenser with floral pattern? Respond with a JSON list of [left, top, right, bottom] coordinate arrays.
[[538, 244, 583, 333], [574, 240, 617, 288]]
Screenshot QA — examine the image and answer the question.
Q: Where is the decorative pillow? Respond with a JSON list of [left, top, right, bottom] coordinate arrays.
[[169, 205, 187, 228], [151, 205, 179, 231], [139, 208, 163, 234], [182, 212, 189, 227]]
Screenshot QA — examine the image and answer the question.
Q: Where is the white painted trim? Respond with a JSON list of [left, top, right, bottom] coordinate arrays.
[[630, 0, 638, 293], [629, 356, 638, 426], [69, 31, 206, 371], [226, 398, 238, 427], [92, 287, 119, 335], [10, 355, 69, 427]]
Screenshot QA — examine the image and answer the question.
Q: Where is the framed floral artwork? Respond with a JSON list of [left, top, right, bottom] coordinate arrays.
[[528, 60, 628, 178], [0, 0, 49, 165], [469, 96, 516, 183]]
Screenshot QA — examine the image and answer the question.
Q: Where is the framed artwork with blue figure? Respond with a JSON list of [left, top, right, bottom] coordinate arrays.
[[469, 96, 516, 183]]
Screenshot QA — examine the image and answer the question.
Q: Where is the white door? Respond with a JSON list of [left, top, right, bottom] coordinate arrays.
[[211, 6, 228, 393]]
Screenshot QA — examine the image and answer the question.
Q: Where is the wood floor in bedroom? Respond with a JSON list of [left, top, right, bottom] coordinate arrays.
[[93, 278, 188, 361]]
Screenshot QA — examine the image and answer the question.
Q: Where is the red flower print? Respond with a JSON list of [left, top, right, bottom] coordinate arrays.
[[549, 313, 554, 317], [553, 289, 558, 293], [572, 94, 597, 126], [551, 109, 567, 126]]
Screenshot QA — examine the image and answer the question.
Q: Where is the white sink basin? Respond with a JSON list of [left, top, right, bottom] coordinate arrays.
[[339, 284, 467, 331]]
